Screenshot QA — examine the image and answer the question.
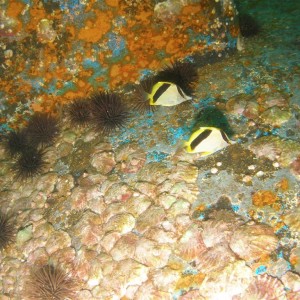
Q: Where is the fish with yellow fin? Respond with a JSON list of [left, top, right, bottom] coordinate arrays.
[[149, 81, 192, 106], [184, 127, 235, 156], [133, 61, 198, 112]]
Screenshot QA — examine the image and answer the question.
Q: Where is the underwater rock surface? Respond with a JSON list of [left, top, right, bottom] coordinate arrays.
[[0, 0, 238, 129], [0, 0, 300, 299]]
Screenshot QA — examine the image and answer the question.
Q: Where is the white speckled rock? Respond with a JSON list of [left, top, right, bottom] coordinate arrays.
[[134, 280, 172, 300], [34, 172, 58, 194], [110, 233, 139, 261], [151, 267, 181, 293], [157, 193, 177, 210], [137, 162, 170, 184], [124, 194, 152, 217], [31, 192, 48, 209], [134, 181, 157, 198], [55, 174, 74, 197], [234, 274, 286, 300], [229, 223, 278, 261], [169, 161, 198, 184], [115, 143, 146, 174], [134, 237, 172, 268], [144, 227, 177, 244], [101, 202, 127, 224], [49, 247, 76, 265], [260, 106, 291, 127], [157, 179, 175, 194], [167, 199, 191, 218], [91, 151, 116, 174], [98, 258, 149, 299], [45, 230, 71, 254], [267, 257, 291, 278], [283, 206, 300, 232], [100, 231, 121, 253], [281, 271, 300, 293], [76, 290, 94, 300], [70, 211, 103, 249], [174, 214, 192, 233], [200, 260, 253, 299], [176, 223, 206, 261], [26, 247, 48, 265], [103, 212, 136, 234], [74, 247, 98, 281], [78, 172, 107, 187], [201, 219, 234, 248], [169, 182, 198, 204], [136, 206, 166, 233], [196, 243, 236, 273], [104, 182, 134, 204]]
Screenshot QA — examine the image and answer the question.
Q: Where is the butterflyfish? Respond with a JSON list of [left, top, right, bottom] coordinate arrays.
[[184, 127, 234, 156], [149, 81, 192, 106]]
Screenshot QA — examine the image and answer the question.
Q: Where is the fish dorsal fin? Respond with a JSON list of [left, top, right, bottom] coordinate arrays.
[[190, 128, 212, 151]]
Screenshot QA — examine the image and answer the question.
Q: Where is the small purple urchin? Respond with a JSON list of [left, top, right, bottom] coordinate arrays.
[[25, 264, 77, 300], [0, 212, 14, 251], [26, 112, 59, 148], [13, 148, 47, 180], [4, 129, 30, 157], [66, 98, 92, 127], [90, 91, 130, 133]]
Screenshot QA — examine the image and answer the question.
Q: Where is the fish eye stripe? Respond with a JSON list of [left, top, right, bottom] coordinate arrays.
[[190, 129, 212, 150], [220, 130, 230, 143], [153, 83, 171, 103]]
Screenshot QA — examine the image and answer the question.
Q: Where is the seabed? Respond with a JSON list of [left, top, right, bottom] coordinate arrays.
[[0, 0, 299, 299]]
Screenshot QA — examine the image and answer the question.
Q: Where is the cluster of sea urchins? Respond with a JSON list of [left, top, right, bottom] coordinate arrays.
[[66, 91, 130, 133], [66, 60, 198, 125], [4, 113, 59, 180]]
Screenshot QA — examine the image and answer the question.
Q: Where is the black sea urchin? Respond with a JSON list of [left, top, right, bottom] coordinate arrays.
[[26, 113, 59, 147], [133, 77, 157, 113], [155, 61, 198, 97], [0, 212, 14, 251], [66, 98, 91, 126], [90, 91, 130, 133], [26, 264, 77, 300], [13, 148, 47, 180], [4, 129, 30, 157]]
